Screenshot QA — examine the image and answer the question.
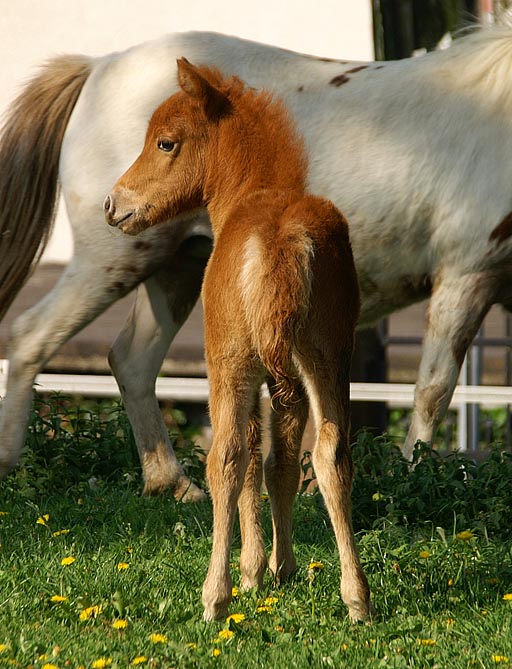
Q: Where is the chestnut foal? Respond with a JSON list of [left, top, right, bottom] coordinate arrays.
[[105, 58, 372, 622]]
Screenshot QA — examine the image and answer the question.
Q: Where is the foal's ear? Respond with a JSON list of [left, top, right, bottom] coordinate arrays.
[[177, 58, 230, 119]]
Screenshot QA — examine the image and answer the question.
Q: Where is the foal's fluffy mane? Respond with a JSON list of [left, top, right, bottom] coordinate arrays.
[[191, 62, 307, 185]]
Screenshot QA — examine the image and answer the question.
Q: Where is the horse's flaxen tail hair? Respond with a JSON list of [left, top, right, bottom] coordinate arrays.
[[240, 226, 314, 406], [0, 55, 92, 321]]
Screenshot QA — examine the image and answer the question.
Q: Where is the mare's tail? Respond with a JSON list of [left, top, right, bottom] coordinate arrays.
[[240, 224, 314, 405], [0, 55, 92, 321]]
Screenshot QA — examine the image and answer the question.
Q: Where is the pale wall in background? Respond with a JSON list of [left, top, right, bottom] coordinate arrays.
[[1, 0, 373, 262]]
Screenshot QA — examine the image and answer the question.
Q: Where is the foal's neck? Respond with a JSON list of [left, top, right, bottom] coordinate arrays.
[[204, 91, 307, 233]]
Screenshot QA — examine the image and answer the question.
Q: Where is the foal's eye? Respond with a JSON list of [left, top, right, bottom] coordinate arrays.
[[157, 138, 176, 153]]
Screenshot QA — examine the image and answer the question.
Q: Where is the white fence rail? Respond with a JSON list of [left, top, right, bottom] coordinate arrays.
[[2, 359, 512, 450], [3, 358, 512, 405]]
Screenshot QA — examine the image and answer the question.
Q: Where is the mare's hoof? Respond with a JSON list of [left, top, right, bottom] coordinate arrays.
[[174, 480, 207, 503], [143, 475, 207, 502]]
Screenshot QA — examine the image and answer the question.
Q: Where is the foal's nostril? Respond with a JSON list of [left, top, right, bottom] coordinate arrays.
[[104, 194, 118, 225]]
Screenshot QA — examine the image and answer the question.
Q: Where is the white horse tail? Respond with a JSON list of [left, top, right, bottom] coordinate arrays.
[[0, 55, 92, 320]]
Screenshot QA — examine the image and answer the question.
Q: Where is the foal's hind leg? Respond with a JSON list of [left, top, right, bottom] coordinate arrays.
[[238, 395, 267, 590], [264, 379, 309, 582], [296, 353, 372, 622], [0, 256, 139, 477], [404, 273, 495, 458], [109, 249, 208, 501]]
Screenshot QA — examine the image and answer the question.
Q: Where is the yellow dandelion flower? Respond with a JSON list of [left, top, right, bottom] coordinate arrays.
[[0, 645, 9, 653], [112, 619, 128, 629], [41, 664, 60, 669], [308, 561, 324, 570], [79, 605, 102, 621], [226, 613, 245, 624], [50, 595, 67, 603], [52, 529, 70, 537], [264, 596, 279, 606], [419, 550, 430, 559], [456, 530, 475, 541], [341, 643, 349, 651], [231, 587, 239, 598], [60, 556, 75, 566], [448, 578, 454, 586], [418, 638, 436, 646], [131, 657, 147, 666], [0, 511, 9, 516], [257, 605, 273, 613], [91, 658, 112, 669], [372, 492, 384, 501], [492, 655, 510, 663], [217, 630, 234, 641], [212, 648, 221, 657], [117, 562, 130, 571], [503, 593, 512, 601], [186, 643, 197, 650], [149, 633, 168, 644], [37, 514, 50, 525]]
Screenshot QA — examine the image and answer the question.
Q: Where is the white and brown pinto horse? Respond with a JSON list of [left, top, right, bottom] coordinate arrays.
[[1, 29, 512, 500]]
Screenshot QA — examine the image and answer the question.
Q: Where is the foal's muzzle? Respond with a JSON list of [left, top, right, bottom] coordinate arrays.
[[103, 193, 134, 229]]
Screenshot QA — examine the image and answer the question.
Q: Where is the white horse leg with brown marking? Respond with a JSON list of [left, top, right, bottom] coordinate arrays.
[[0, 255, 138, 476], [108, 259, 207, 502], [404, 273, 496, 457]]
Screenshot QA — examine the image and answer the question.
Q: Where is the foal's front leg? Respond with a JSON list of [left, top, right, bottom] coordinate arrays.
[[202, 369, 252, 621]]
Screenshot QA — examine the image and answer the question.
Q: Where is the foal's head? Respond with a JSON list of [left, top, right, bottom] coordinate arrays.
[[105, 59, 241, 235], [105, 58, 305, 235]]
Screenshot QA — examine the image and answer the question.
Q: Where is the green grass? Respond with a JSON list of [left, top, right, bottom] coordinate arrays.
[[0, 394, 511, 668]]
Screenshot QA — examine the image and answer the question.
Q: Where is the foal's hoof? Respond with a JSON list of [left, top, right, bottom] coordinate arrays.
[[348, 599, 375, 623], [202, 603, 229, 622]]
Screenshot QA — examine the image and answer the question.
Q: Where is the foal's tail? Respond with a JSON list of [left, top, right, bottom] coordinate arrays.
[[240, 225, 314, 406], [0, 55, 92, 321]]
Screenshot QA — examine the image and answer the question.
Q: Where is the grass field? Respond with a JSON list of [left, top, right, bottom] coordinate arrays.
[[0, 394, 512, 668]]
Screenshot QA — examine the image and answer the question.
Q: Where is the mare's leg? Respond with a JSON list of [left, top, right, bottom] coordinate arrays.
[[109, 247, 208, 501], [297, 351, 372, 622], [264, 379, 309, 582], [202, 364, 257, 621], [0, 256, 140, 477], [404, 273, 495, 458], [238, 395, 267, 590]]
